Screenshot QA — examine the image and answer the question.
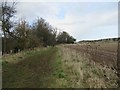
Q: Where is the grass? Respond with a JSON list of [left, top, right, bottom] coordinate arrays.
[[2, 47, 59, 88], [2, 45, 118, 88], [51, 47, 69, 88], [57, 45, 118, 88]]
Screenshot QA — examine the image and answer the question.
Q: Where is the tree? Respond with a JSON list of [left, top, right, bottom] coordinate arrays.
[[67, 36, 76, 43], [32, 18, 57, 46], [57, 31, 76, 44], [57, 31, 68, 44], [1, 1, 17, 53], [1, 1, 75, 54]]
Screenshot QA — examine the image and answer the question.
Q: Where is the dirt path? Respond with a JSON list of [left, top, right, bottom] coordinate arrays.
[[3, 47, 58, 88]]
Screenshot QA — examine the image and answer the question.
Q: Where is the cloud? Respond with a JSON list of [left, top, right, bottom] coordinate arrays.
[[46, 8, 117, 38], [14, 2, 118, 41], [15, 2, 60, 22]]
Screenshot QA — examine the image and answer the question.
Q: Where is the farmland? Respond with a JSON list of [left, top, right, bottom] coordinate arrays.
[[58, 44, 118, 88], [2, 40, 119, 88], [64, 41, 118, 69], [1, 1, 119, 88]]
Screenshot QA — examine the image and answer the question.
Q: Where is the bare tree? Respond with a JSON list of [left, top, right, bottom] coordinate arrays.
[[1, 1, 17, 53]]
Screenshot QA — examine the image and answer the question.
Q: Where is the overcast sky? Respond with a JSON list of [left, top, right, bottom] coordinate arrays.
[[14, 0, 118, 41]]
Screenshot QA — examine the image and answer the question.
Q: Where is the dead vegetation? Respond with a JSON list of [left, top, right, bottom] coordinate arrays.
[[2, 43, 119, 88], [64, 41, 118, 69], [58, 44, 118, 88]]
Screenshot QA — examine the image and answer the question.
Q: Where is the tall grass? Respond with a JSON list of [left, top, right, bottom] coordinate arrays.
[[58, 45, 118, 88]]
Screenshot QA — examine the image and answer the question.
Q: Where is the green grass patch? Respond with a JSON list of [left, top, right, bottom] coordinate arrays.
[[51, 47, 69, 88], [2, 47, 59, 88]]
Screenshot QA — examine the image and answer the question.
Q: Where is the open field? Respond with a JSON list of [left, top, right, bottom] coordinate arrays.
[[1, 1, 119, 88], [64, 41, 118, 69], [2, 44, 119, 88], [57, 45, 118, 88]]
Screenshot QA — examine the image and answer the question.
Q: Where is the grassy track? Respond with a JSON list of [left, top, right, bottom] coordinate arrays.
[[2, 45, 118, 88], [2, 47, 59, 88]]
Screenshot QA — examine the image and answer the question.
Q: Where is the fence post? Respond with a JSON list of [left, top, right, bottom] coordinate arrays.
[[117, 38, 120, 87]]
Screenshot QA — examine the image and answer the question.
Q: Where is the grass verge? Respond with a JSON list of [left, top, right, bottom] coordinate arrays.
[[2, 47, 58, 88], [51, 47, 69, 88]]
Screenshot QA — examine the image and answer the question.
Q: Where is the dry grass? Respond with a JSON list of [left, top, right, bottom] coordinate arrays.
[[2, 45, 119, 88], [64, 42, 118, 69], [2, 47, 46, 64], [58, 45, 118, 88]]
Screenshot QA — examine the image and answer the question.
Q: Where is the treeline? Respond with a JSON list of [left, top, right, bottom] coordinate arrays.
[[79, 38, 119, 43], [1, 1, 76, 54]]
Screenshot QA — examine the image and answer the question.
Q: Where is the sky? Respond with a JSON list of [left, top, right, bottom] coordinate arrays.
[[7, 0, 119, 41]]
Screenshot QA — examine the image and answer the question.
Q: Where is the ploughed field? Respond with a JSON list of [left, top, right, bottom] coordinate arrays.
[[64, 41, 118, 69]]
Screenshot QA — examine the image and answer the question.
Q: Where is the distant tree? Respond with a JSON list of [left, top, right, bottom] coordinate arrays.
[[57, 31, 76, 44], [57, 31, 68, 43], [67, 36, 76, 43]]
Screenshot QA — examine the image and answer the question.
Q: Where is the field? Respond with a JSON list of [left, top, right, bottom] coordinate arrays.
[[64, 41, 118, 69], [2, 41, 119, 88], [58, 45, 118, 88], [2, 1, 120, 88]]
